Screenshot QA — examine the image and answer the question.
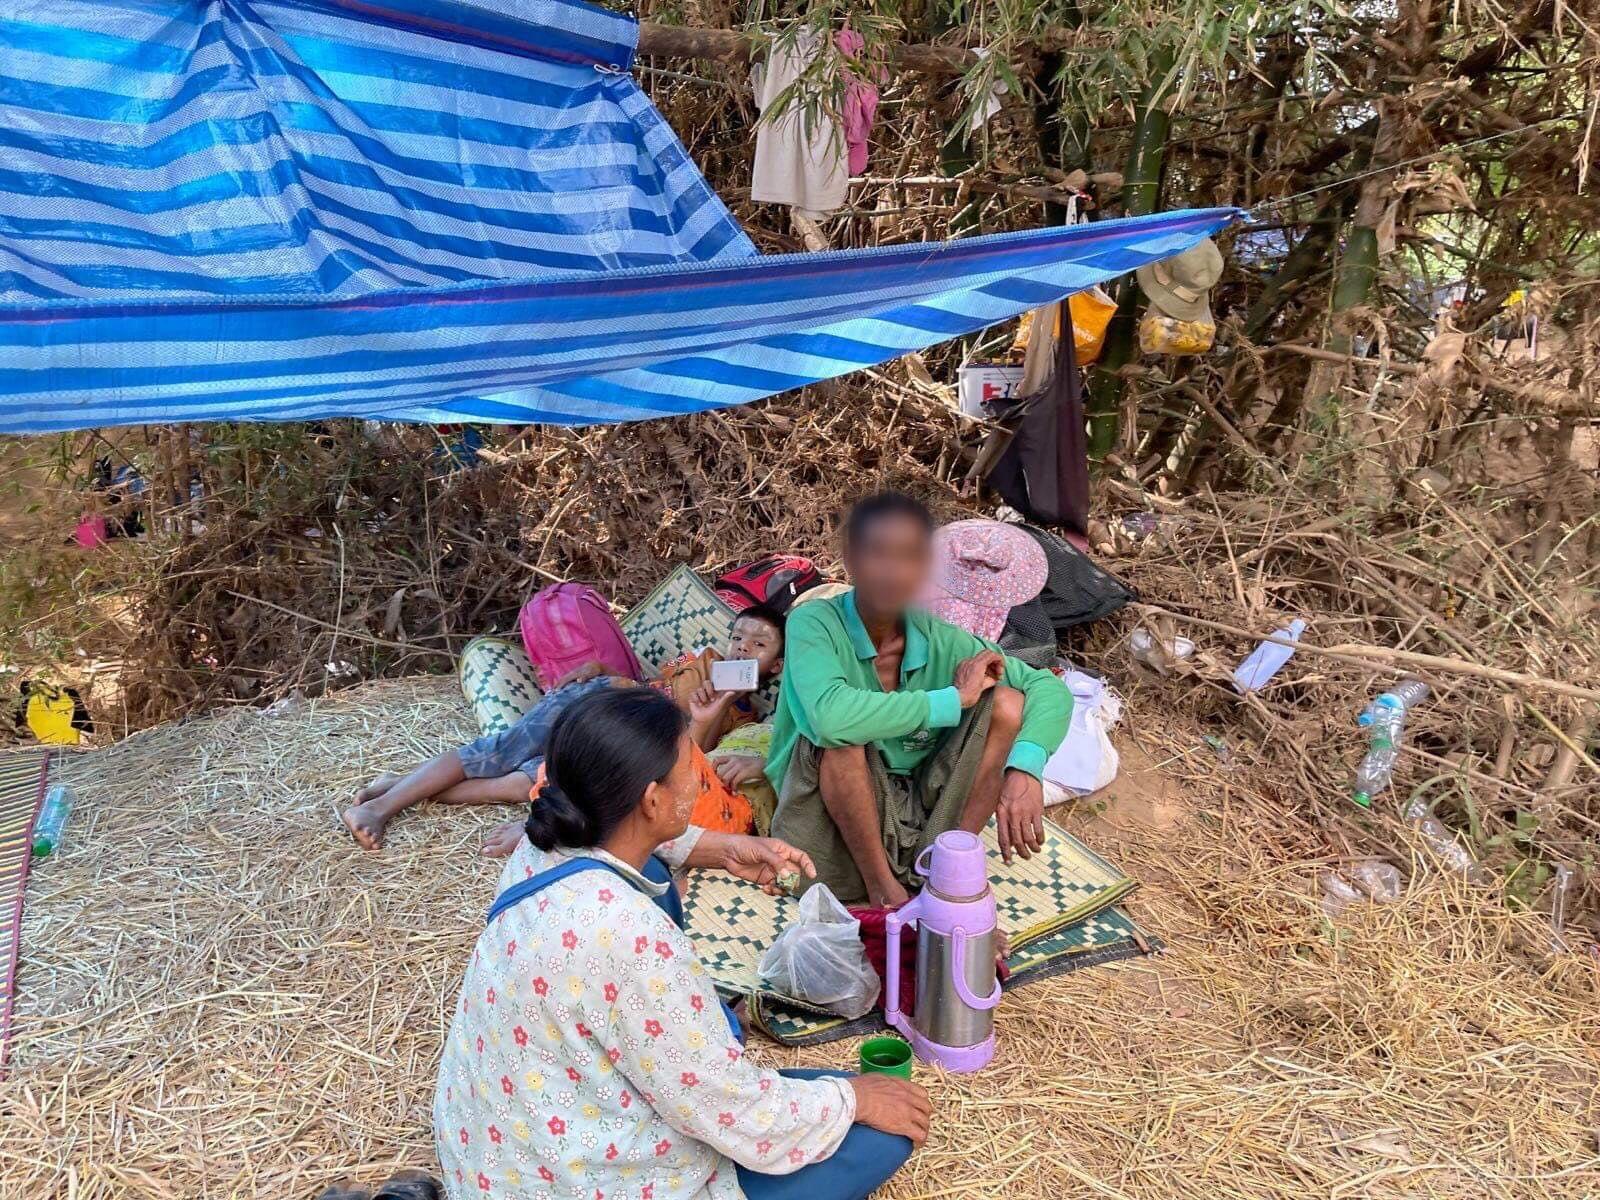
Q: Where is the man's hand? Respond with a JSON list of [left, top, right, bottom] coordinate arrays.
[[848, 1076, 932, 1146], [996, 769, 1045, 864], [952, 650, 1005, 708], [720, 835, 817, 895], [713, 754, 766, 790], [867, 876, 912, 909], [480, 818, 525, 858]]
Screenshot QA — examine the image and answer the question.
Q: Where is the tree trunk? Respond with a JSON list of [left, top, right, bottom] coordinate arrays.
[[1299, 103, 1396, 443], [1086, 54, 1176, 456], [1243, 194, 1357, 341]]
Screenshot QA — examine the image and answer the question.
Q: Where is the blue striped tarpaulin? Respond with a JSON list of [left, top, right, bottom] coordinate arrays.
[[0, 0, 1243, 433]]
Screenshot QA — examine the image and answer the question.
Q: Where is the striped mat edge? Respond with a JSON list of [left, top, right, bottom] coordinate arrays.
[[0, 748, 49, 1077]]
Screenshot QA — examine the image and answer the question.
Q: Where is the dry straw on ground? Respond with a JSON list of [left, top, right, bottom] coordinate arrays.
[[3, 676, 1595, 1199]]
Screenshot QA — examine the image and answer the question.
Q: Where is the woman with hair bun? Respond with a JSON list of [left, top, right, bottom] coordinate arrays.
[[434, 686, 930, 1200]]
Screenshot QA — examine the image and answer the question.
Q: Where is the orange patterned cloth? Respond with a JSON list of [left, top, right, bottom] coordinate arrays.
[[648, 650, 758, 833], [688, 742, 754, 834]]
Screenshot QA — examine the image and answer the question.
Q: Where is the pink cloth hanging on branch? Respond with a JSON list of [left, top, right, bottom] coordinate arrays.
[[836, 29, 881, 176]]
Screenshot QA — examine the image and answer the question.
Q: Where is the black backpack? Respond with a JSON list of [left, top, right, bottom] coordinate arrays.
[[998, 525, 1136, 665]]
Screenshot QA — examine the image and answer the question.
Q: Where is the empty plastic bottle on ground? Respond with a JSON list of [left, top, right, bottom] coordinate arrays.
[[1403, 798, 1490, 883], [1358, 680, 1430, 729], [1232, 618, 1307, 693], [1351, 681, 1430, 808], [31, 783, 75, 857]]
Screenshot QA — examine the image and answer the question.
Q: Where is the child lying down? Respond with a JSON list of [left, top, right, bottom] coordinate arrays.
[[343, 605, 786, 851]]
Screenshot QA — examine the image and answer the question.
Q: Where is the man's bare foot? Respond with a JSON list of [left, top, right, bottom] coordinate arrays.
[[354, 770, 402, 805], [343, 799, 393, 851], [481, 818, 524, 858]]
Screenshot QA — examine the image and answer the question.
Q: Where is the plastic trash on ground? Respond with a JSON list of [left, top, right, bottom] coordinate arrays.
[[758, 884, 882, 1018], [1319, 871, 1363, 916], [1319, 861, 1403, 915], [1348, 861, 1403, 903], [1119, 512, 1161, 542], [1202, 735, 1236, 769], [1548, 864, 1573, 951], [1129, 627, 1195, 675], [1041, 667, 1122, 801], [1359, 680, 1431, 728], [1351, 680, 1430, 808], [1233, 618, 1307, 693], [1403, 799, 1491, 884], [31, 783, 76, 857]]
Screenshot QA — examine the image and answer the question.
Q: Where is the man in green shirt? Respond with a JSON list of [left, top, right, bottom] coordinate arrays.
[[768, 494, 1071, 907]]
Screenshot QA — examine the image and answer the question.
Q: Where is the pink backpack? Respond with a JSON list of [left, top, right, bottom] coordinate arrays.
[[518, 583, 644, 691]]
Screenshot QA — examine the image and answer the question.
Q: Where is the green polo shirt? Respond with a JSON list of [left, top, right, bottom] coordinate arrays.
[[765, 589, 1070, 789]]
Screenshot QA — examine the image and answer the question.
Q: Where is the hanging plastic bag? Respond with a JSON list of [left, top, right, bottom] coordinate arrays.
[[1139, 311, 1216, 356], [757, 884, 882, 1018], [1010, 289, 1117, 364], [1068, 288, 1117, 363]]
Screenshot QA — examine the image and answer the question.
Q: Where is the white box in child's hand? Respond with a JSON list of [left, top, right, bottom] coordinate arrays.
[[710, 658, 760, 692], [957, 364, 1026, 417]]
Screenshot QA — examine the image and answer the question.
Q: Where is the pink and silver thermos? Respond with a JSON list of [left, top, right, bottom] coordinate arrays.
[[883, 830, 1001, 1071]]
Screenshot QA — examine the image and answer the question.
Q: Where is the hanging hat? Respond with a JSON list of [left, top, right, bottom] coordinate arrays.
[[1136, 237, 1224, 322], [919, 519, 1048, 641]]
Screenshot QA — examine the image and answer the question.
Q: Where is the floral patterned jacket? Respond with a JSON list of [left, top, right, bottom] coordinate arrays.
[[434, 835, 855, 1199]]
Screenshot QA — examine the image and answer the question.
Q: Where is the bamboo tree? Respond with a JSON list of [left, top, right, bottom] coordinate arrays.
[[1300, 99, 1397, 407], [1086, 51, 1177, 456]]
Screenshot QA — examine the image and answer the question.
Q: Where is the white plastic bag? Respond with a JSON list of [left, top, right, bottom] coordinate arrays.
[[757, 885, 881, 1018], [1129, 627, 1194, 675], [1042, 670, 1122, 801]]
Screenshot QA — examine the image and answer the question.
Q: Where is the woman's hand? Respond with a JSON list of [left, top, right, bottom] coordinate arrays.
[[849, 1076, 931, 1146], [720, 835, 816, 895], [712, 754, 766, 790]]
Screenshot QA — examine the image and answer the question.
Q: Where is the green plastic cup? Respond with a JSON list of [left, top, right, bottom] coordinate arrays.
[[859, 1035, 913, 1079]]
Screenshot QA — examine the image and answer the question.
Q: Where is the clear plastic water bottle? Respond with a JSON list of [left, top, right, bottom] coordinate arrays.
[[1351, 681, 1429, 808], [31, 783, 76, 858], [1404, 798, 1489, 883], [1351, 741, 1399, 809], [1357, 679, 1430, 728]]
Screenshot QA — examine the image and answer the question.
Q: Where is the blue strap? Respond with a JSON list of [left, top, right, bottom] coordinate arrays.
[[486, 856, 621, 925]]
